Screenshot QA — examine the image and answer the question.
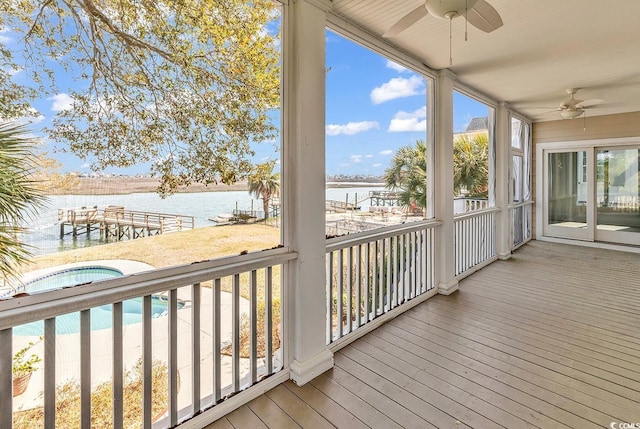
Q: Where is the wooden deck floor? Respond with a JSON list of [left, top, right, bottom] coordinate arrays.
[[206, 241, 640, 428]]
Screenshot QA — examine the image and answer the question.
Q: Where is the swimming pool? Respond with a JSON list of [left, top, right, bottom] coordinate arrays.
[[14, 265, 178, 336], [15, 296, 175, 336], [20, 266, 124, 294]]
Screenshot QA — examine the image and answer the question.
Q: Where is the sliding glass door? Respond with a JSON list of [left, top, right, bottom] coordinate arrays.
[[543, 144, 640, 245], [595, 147, 640, 245]]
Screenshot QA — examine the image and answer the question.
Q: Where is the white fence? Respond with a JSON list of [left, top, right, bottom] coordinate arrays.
[[454, 198, 489, 215], [326, 221, 439, 346], [454, 208, 499, 278], [0, 249, 294, 429]]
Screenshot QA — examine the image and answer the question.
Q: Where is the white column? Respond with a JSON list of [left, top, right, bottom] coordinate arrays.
[[435, 70, 458, 295], [283, 0, 333, 386], [495, 102, 512, 259]]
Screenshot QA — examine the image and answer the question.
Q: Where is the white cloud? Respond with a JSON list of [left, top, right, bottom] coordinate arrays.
[[81, 163, 91, 169], [5, 67, 22, 76], [386, 60, 408, 73], [372, 163, 382, 168], [365, 154, 373, 158], [339, 162, 350, 167], [379, 149, 393, 156], [10, 108, 45, 127], [49, 93, 74, 112], [326, 121, 379, 136], [350, 154, 363, 163], [370, 75, 424, 105], [388, 106, 427, 132]]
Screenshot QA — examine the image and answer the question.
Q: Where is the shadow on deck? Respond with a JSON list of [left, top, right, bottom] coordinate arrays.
[[207, 240, 640, 429]]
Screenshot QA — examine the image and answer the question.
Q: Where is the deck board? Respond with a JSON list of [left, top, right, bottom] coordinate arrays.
[[204, 241, 640, 428]]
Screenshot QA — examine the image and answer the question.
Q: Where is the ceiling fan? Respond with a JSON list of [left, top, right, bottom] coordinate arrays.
[[384, 0, 503, 66], [384, 0, 503, 37], [550, 88, 603, 120]]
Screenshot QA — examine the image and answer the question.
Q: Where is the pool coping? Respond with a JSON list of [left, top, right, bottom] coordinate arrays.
[[20, 259, 156, 283]]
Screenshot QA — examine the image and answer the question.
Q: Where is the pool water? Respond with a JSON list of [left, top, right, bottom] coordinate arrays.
[[15, 296, 174, 336], [21, 266, 124, 294], [14, 265, 179, 336]]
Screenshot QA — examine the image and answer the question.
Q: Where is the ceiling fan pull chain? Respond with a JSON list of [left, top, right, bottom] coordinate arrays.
[[583, 111, 587, 131], [449, 17, 453, 66]]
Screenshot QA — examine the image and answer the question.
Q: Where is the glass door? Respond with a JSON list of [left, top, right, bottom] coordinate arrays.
[[595, 147, 640, 245], [544, 150, 592, 240]]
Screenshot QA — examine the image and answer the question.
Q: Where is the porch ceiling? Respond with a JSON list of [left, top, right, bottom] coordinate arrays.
[[330, 0, 640, 122]]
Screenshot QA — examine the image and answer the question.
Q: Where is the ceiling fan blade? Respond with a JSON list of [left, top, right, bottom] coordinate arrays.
[[467, 0, 503, 33], [576, 98, 604, 108], [384, 4, 428, 37], [531, 108, 562, 116]]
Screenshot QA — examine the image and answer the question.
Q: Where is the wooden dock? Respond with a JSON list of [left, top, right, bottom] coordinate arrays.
[[326, 200, 361, 213], [57, 205, 195, 241], [369, 190, 400, 206]]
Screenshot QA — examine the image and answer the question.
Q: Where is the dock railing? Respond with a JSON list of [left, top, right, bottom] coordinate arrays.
[[0, 248, 295, 429]]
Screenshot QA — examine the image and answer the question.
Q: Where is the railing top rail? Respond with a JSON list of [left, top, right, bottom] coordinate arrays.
[[453, 206, 501, 221], [0, 247, 295, 330], [326, 219, 442, 252]]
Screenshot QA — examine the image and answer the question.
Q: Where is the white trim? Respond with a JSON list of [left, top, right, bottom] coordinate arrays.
[[536, 236, 640, 254], [536, 136, 640, 151], [326, 220, 442, 252], [0, 249, 297, 329], [289, 348, 334, 386], [176, 370, 290, 429], [328, 288, 439, 353], [326, 13, 436, 80], [453, 82, 498, 110], [438, 278, 459, 295], [302, 0, 332, 12], [536, 136, 640, 248]]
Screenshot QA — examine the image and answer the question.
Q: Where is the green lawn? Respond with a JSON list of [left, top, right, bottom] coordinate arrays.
[[29, 223, 281, 272]]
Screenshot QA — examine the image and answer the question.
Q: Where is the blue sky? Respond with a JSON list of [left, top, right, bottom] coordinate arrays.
[[325, 29, 489, 176], [3, 23, 489, 177]]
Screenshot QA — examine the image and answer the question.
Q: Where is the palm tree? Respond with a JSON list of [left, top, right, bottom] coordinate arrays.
[[247, 161, 280, 221], [453, 133, 489, 197], [0, 123, 45, 285], [384, 140, 427, 210], [384, 133, 489, 209]]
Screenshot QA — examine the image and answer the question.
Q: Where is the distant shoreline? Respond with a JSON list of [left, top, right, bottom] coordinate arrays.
[[51, 177, 384, 195]]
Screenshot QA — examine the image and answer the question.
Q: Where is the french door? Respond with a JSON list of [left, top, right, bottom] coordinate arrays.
[[543, 144, 640, 245]]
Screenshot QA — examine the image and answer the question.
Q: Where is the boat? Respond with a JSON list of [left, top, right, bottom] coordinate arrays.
[[208, 213, 236, 225]]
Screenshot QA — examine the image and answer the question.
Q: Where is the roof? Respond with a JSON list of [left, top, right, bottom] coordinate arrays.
[[465, 117, 488, 132]]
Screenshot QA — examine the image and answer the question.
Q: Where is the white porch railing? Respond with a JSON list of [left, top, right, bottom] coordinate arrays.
[[326, 221, 439, 346], [453, 197, 489, 215], [511, 201, 534, 250], [454, 208, 499, 278], [0, 248, 295, 429]]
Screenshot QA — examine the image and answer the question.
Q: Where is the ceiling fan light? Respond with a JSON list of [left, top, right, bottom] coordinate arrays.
[[425, 0, 479, 19], [560, 108, 584, 119]]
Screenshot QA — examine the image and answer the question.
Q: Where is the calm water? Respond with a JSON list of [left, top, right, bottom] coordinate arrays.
[[23, 186, 382, 256]]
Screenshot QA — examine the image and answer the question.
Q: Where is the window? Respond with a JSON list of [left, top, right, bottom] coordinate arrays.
[[452, 91, 494, 214], [325, 29, 432, 237]]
